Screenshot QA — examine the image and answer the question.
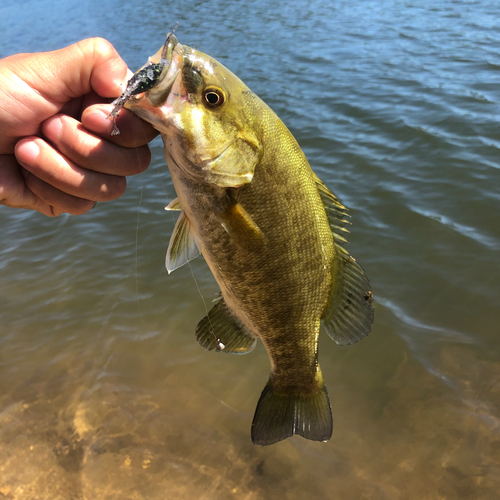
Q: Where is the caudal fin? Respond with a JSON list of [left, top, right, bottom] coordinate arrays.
[[251, 380, 333, 446]]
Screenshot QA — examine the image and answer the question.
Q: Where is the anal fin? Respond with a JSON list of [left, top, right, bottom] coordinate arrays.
[[196, 299, 256, 354]]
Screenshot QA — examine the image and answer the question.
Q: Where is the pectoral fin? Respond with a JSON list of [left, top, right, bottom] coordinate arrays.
[[216, 202, 265, 249], [196, 299, 256, 354], [165, 211, 200, 274], [314, 175, 374, 345], [165, 197, 181, 211]]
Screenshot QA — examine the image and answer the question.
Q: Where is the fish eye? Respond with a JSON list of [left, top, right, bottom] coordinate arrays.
[[203, 88, 225, 108]]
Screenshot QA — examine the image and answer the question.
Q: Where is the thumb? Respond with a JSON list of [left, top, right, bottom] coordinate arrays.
[[15, 38, 129, 103]]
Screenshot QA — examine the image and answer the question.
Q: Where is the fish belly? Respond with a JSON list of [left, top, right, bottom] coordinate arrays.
[[172, 153, 334, 391]]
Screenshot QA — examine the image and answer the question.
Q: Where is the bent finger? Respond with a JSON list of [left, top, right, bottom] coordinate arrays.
[[24, 171, 95, 216], [15, 137, 127, 202], [0, 154, 52, 216], [81, 103, 159, 148], [42, 114, 150, 176]]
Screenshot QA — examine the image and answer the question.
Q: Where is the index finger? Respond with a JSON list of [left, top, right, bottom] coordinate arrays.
[[81, 103, 159, 148]]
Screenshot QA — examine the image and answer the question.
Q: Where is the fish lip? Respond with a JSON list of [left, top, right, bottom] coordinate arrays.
[[124, 38, 186, 112], [151, 45, 186, 108], [160, 30, 178, 61], [152, 34, 184, 106], [120, 42, 189, 135]]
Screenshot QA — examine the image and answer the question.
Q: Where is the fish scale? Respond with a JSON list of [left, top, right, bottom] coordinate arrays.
[[122, 32, 374, 445]]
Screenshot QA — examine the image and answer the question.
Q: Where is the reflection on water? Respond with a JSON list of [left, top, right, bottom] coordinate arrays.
[[1, 0, 500, 498]]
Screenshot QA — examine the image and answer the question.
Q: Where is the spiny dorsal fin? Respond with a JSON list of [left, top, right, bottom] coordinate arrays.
[[314, 174, 374, 345], [196, 298, 257, 354], [313, 173, 352, 244], [165, 211, 200, 274]]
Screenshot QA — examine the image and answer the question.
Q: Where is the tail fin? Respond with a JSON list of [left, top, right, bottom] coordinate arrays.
[[251, 379, 333, 446]]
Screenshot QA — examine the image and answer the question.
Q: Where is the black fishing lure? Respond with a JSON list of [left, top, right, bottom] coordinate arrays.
[[108, 23, 178, 136]]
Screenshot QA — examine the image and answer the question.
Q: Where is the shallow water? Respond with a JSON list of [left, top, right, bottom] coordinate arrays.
[[1, 0, 500, 498]]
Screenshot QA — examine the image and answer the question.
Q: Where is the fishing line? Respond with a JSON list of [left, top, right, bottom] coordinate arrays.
[[186, 258, 225, 352], [134, 185, 149, 328], [130, 115, 173, 329], [199, 388, 242, 414], [134, 168, 149, 329], [131, 117, 155, 329], [187, 259, 209, 315], [163, 200, 223, 350], [121, 80, 222, 350]]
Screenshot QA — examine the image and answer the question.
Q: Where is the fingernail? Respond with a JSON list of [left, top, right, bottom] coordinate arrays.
[[111, 70, 133, 95], [82, 109, 113, 132], [16, 139, 40, 165], [116, 69, 134, 89], [86, 110, 109, 121]]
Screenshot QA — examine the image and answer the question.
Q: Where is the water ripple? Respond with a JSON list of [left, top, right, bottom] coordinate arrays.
[[409, 205, 500, 250]]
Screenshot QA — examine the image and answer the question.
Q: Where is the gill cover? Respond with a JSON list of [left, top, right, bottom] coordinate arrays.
[[171, 44, 263, 187]]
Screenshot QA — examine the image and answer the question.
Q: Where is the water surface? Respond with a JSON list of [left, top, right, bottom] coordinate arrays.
[[1, 0, 499, 498]]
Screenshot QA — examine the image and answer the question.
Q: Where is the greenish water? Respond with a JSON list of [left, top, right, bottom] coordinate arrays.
[[1, 0, 500, 498]]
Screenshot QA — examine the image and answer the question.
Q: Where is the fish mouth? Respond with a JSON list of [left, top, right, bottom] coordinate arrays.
[[123, 34, 187, 130], [145, 33, 185, 108]]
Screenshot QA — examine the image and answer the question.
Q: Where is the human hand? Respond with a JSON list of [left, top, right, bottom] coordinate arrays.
[[0, 38, 158, 216]]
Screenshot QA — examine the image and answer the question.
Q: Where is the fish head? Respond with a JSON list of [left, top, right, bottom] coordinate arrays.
[[125, 34, 262, 187]]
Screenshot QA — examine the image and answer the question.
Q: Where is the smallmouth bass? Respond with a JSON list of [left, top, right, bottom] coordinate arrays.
[[117, 32, 374, 446]]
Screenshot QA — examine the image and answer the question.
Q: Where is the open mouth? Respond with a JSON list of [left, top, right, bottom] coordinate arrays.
[[108, 32, 185, 135], [145, 38, 185, 109]]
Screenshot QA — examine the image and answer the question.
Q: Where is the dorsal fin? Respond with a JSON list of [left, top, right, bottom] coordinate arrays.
[[314, 174, 374, 345], [196, 298, 257, 354], [165, 211, 201, 274], [313, 172, 351, 243]]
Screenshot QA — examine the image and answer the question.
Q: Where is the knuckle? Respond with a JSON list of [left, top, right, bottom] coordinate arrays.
[[68, 200, 95, 216], [91, 37, 114, 53], [99, 175, 126, 200], [77, 37, 115, 60], [133, 146, 151, 174], [50, 207, 63, 217], [113, 146, 151, 175]]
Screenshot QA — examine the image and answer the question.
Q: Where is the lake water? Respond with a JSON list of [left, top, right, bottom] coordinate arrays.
[[1, 0, 499, 498]]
